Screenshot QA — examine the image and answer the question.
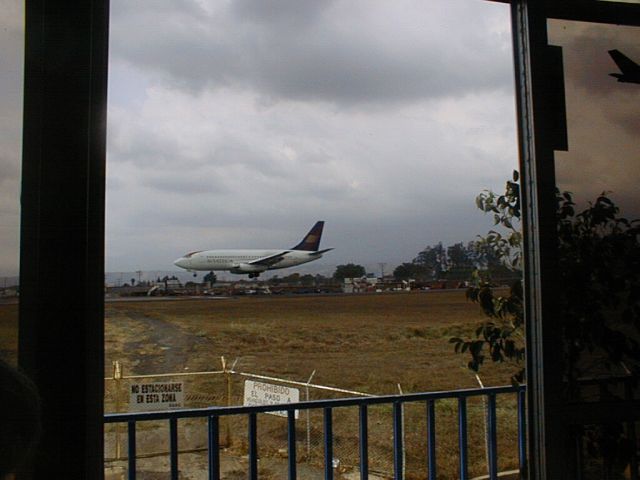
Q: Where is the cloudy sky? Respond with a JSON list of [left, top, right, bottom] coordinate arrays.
[[2, 0, 521, 278], [105, 0, 519, 278], [0, 0, 23, 279]]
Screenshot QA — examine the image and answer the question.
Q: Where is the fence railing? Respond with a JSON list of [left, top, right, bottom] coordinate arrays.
[[105, 358, 375, 464], [104, 384, 527, 480]]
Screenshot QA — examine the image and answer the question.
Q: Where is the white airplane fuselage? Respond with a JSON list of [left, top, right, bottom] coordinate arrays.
[[174, 221, 332, 278], [174, 249, 325, 275]]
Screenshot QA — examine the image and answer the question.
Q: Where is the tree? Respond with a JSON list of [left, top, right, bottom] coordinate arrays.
[[414, 242, 447, 279], [450, 171, 525, 382], [473, 174, 522, 270], [281, 273, 301, 284], [203, 271, 217, 285], [446, 242, 475, 282], [447, 242, 472, 269], [468, 239, 517, 285], [393, 262, 429, 281], [449, 172, 640, 475], [556, 191, 640, 384], [314, 274, 329, 285], [333, 263, 366, 281], [299, 274, 316, 286], [451, 170, 640, 387]]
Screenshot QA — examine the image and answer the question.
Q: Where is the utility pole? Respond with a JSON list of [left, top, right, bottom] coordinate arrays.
[[378, 262, 386, 279]]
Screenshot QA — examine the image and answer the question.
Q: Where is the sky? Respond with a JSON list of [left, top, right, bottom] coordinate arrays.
[[0, 0, 23, 280], [2, 0, 522, 279]]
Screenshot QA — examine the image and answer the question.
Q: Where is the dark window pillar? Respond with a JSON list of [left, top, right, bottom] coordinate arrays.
[[511, 1, 640, 478], [19, 1, 109, 478], [511, 2, 568, 478]]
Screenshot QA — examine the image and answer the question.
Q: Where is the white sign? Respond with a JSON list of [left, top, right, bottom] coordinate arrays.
[[243, 380, 300, 418], [129, 382, 184, 412]]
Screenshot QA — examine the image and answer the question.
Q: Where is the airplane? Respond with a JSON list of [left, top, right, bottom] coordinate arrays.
[[173, 221, 333, 278], [608, 49, 640, 84]]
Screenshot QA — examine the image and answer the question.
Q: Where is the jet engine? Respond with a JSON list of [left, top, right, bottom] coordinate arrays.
[[229, 264, 268, 274]]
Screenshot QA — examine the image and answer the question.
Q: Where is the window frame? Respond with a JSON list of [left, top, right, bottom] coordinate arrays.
[[510, 1, 640, 478], [18, 1, 640, 478]]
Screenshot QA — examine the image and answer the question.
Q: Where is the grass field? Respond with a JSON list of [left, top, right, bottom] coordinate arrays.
[[0, 301, 18, 363], [101, 289, 521, 479], [2, 289, 523, 479], [104, 289, 517, 391]]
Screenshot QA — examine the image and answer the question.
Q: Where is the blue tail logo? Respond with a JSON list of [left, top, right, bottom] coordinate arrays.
[[292, 221, 325, 251]]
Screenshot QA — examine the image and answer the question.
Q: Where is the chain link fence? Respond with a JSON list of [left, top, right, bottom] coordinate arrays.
[[104, 358, 520, 479]]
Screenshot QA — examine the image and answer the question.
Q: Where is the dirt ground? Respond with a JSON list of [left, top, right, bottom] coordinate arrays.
[[104, 289, 517, 392], [100, 289, 521, 479], [1, 289, 522, 479]]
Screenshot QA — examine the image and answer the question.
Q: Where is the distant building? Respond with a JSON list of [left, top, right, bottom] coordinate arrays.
[[0, 287, 19, 298], [342, 276, 378, 293]]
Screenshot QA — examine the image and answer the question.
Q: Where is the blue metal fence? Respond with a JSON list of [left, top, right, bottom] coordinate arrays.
[[104, 384, 526, 480]]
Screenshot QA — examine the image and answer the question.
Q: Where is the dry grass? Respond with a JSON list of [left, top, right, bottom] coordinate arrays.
[[0, 302, 18, 364], [2, 290, 522, 479], [104, 290, 516, 392], [102, 289, 521, 479]]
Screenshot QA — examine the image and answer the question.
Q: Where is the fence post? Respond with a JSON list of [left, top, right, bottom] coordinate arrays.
[[397, 384, 406, 479], [475, 374, 490, 474], [113, 361, 123, 460], [306, 370, 316, 459], [221, 356, 232, 447], [224, 357, 240, 449]]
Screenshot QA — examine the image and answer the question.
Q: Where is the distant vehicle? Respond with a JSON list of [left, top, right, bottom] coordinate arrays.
[[174, 221, 333, 279], [608, 49, 640, 84]]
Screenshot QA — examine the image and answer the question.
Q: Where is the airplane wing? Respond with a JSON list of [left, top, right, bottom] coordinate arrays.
[[247, 251, 289, 267], [609, 49, 639, 74], [309, 248, 334, 256]]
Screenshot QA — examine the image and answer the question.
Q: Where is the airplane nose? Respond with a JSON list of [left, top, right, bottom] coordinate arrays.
[[174, 258, 187, 269]]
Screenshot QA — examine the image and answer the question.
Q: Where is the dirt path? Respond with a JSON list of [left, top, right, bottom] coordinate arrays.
[[104, 450, 385, 480], [106, 309, 216, 375]]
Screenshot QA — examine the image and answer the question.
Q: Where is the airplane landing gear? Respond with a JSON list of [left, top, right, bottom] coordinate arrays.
[[248, 273, 260, 279]]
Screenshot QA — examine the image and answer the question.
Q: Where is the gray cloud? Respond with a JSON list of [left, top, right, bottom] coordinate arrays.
[[0, 0, 521, 273], [0, 155, 20, 189], [109, 0, 512, 106], [230, 0, 336, 27], [104, 64, 518, 270], [141, 170, 230, 195], [0, 0, 23, 275]]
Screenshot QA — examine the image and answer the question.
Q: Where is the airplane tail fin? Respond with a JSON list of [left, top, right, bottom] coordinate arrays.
[[291, 221, 325, 251]]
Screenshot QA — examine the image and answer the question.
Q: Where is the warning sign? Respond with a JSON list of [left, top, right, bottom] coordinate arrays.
[[129, 382, 184, 412], [243, 380, 300, 418]]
